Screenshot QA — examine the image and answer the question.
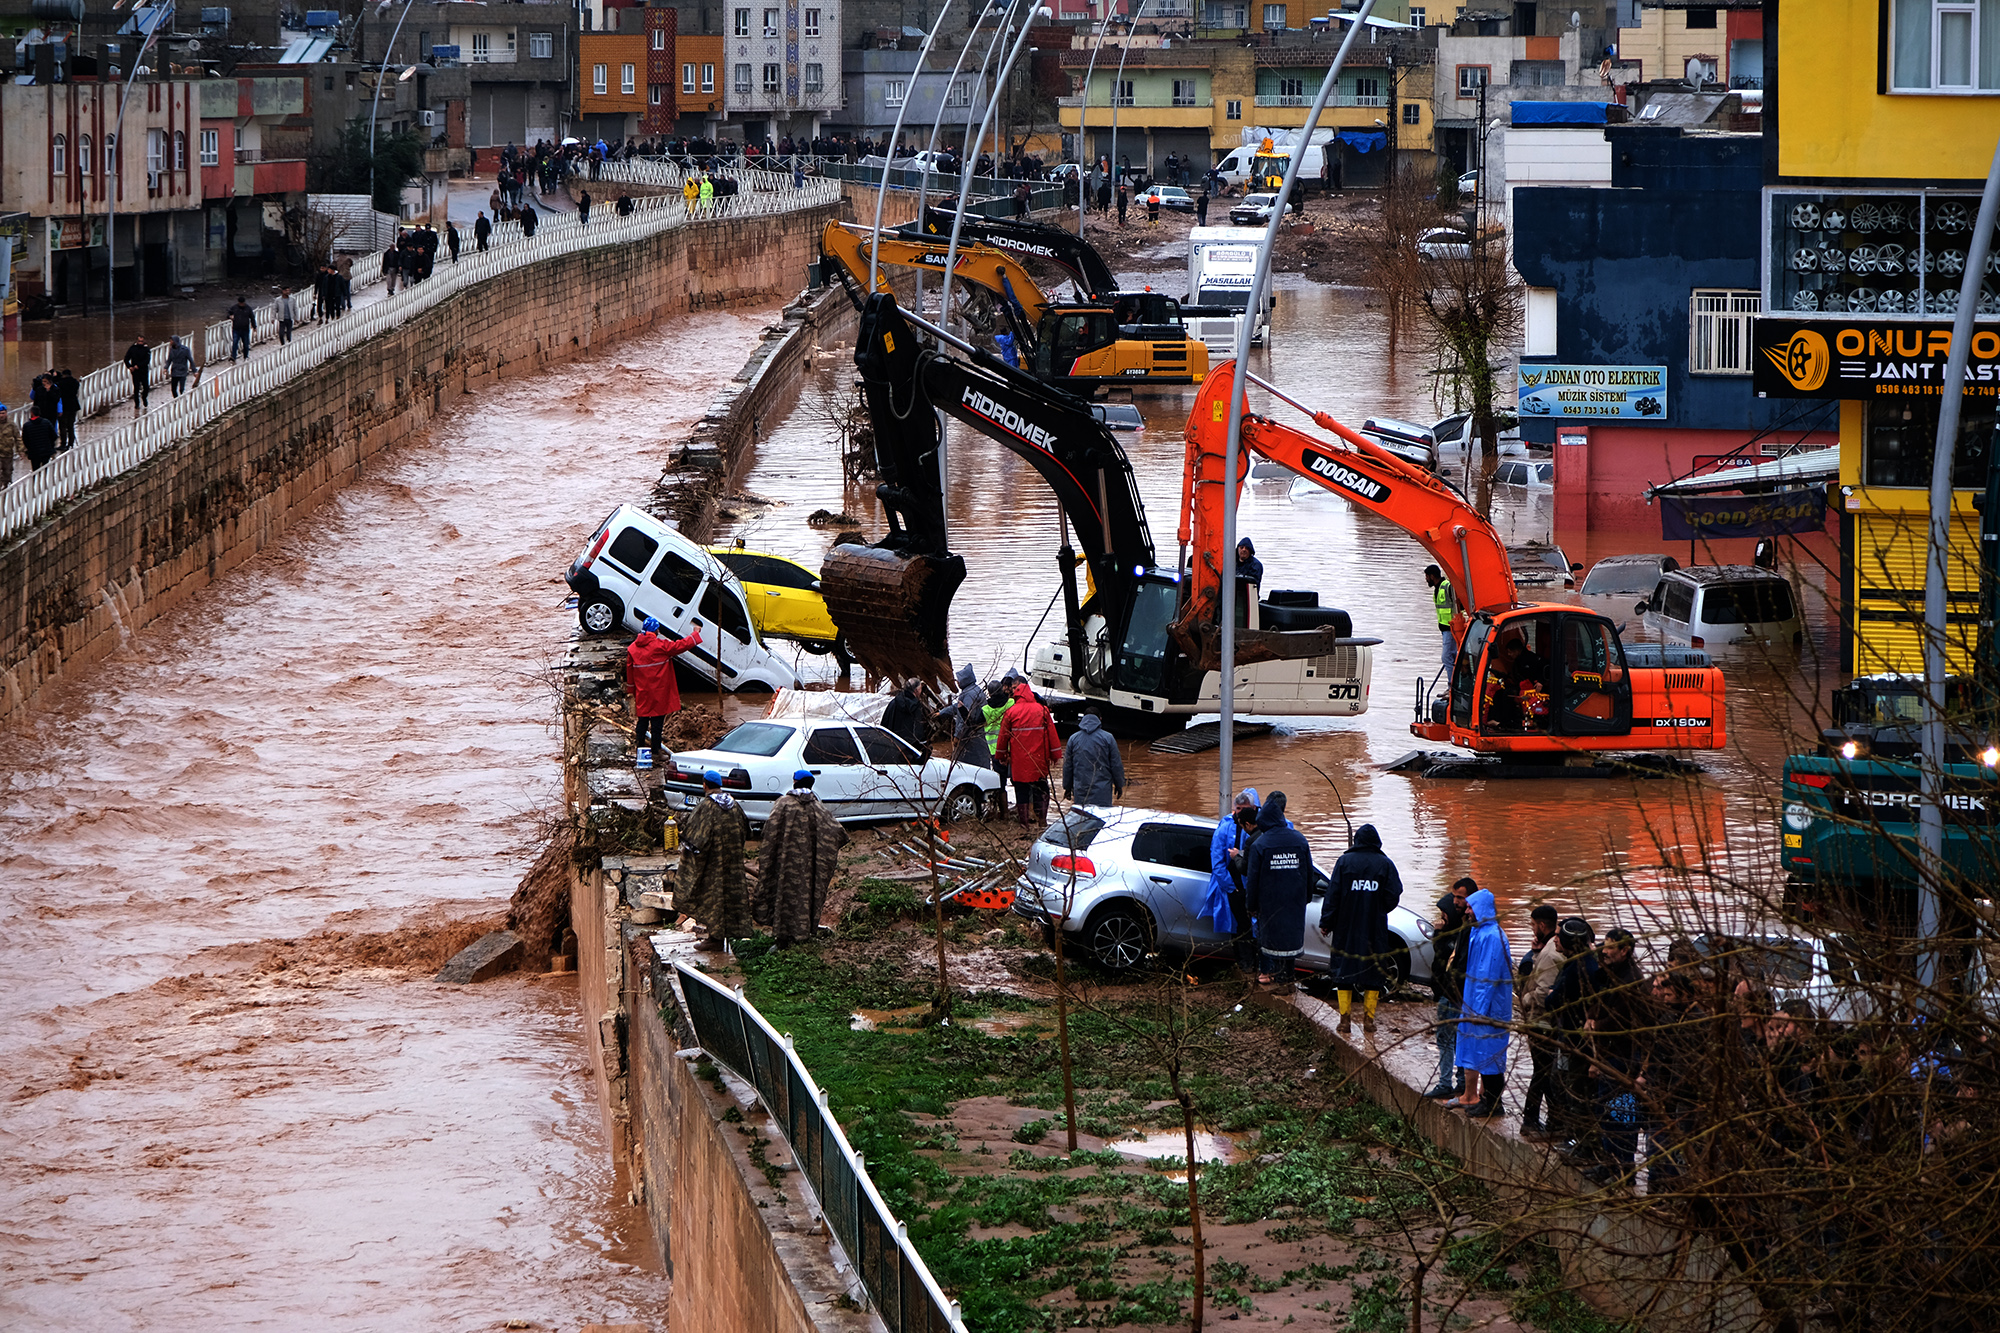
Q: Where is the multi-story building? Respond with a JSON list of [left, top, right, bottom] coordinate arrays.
[[721, 0, 842, 143], [579, 31, 651, 141], [1745, 0, 2000, 675], [838, 44, 994, 146], [356, 2, 576, 150]]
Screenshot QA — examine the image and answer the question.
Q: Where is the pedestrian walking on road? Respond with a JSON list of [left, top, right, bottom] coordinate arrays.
[[683, 174, 700, 212], [1320, 823, 1404, 1036], [474, 211, 492, 251], [166, 336, 193, 397], [228, 297, 255, 361], [1116, 183, 1128, 227], [1244, 791, 1313, 995], [446, 220, 461, 262], [625, 616, 702, 769], [275, 287, 297, 344], [22, 405, 59, 471], [1423, 880, 1471, 1099], [1196, 191, 1210, 226], [679, 771, 753, 951], [616, 192, 634, 217], [753, 771, 848, 948], [1425, 564, 1455, 674], [520, 203, 538, 237], [577, 189, 592, 226], [995, 680, 1061, 828], [55, 369, 79, 450], [1201, 788, 1263, 977], [698, 175, 714, 213], [382, 241, 402, 295], [1061, 706, 1124, 807], [1453, 886, 1514, 1118], [123, 337, 152, 414]]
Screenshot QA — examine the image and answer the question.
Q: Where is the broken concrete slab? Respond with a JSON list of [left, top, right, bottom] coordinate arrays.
[[436, 930, 524, 983]]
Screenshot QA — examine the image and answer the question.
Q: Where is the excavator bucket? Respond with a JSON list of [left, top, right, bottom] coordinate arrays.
[[819, 542, 966, 686], [816, 294, 968, 686]]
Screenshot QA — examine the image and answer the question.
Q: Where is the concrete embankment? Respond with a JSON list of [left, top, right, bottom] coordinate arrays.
[[0, 200, 838, 726]]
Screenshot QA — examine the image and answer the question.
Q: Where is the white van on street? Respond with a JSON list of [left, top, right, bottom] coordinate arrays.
[[1638, 565, 1802, 650], [565, 504, 801, 692]]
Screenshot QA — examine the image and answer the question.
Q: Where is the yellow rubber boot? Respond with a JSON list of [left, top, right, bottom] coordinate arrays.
[[1362, 990, 1379, 1033], [1336, 990, 1353, 1035]]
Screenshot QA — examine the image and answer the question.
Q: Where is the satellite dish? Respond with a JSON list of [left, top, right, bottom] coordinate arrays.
[[187, 37, 200, 49], [1570, 10, 1581, 27]]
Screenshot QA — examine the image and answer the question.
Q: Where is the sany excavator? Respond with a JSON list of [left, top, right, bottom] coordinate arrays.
[[819, 221, 1209, 392], [819, 292, 1375, 723], [1181, 362, 1730, 776]]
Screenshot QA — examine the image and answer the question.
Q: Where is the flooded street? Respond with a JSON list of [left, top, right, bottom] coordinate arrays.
[[730, 276, 1837, 929], [0, 302, 784, 1327]]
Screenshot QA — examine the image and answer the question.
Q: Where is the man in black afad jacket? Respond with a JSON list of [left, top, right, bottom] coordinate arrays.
[[1244, 792, 1313, 996], [1320, 823, 1404, 1036]]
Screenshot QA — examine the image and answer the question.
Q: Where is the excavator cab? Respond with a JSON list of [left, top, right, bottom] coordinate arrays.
[[1113, 575, 1184, 699], [1033, 309, 1120, 380], [1443, 608, 1642, 742]]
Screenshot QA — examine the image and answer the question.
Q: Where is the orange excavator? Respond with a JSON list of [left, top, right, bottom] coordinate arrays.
[[1181, 362, 1729, 776]]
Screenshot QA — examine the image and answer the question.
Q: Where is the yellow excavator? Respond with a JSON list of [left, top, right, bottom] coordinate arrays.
[[819, 220, 1208, 392]]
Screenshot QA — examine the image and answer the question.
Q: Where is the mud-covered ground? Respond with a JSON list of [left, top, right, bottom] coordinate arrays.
[[1064, 191, 1393, 287]]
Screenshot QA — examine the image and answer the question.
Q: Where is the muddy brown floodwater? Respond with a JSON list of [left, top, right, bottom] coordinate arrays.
[[0, 302, 786, 1328], [730, 277, 1839, 933]]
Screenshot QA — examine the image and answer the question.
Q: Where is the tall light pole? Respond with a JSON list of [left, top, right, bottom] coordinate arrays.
[[1105, 0, 1154, 197], [104, 0, 175, 320], [1072, 0, 1130, 235], [1214, 0, 1375, 816], [369, 0, 420, 215]]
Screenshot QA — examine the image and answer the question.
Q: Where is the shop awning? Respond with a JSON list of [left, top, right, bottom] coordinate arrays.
[[1645, 447, 1840, 498], [1335, 130, 1387, 153]]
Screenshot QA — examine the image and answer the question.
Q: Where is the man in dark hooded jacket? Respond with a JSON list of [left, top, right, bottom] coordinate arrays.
[[881, 680, 929, 754], [1243, 792, 1313, 995], [1061, 706, 1124, 806], [1319, 823, 1404, 1035]]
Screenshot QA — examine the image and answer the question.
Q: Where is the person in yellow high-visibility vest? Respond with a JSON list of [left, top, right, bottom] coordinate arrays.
[[1426, 565, 1455, 674], [698, 174, 714, 213], [683, 174, 700, 212]]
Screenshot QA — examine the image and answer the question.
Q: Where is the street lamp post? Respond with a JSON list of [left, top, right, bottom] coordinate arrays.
[[104, 0, 176, 320], [369, 0, 421, 217]]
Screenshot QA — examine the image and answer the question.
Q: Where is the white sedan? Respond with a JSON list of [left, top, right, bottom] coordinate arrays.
[[661, 695, 1004, 826]]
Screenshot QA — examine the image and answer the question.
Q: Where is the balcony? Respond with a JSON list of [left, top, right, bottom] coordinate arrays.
[[1254, 93, 1387, 107]]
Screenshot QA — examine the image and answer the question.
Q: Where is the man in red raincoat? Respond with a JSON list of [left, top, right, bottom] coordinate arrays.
[[994, 681, 1062, 829], [626, 616, 702, 769]]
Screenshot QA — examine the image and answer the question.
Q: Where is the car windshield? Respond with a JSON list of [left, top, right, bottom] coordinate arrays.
[[1702, 579, 1795, 625], [1039, 809, 1107, 851], [1242, 195, 1274, 207], [1198, 287, 1250, 308], [1581, 560, 1664, 596], [712, 722, 795, 757]]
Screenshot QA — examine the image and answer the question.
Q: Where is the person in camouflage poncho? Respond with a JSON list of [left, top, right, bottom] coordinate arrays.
[[753, 770, 848, 946], [678, 771, 753, 948]]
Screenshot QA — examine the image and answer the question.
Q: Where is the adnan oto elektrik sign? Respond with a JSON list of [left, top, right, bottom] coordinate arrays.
[[1752, 317, 2000, 400], [1517, 365, 1667, 419]]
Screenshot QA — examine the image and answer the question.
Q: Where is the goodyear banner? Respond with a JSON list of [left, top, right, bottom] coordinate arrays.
[[1661, 487, 1828, 541], [1752, 317, 2000, 400], [1517, 364, 1666, 418]]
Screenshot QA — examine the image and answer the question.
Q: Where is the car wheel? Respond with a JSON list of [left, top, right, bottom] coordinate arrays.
[[801, 639, 835, 656], [1083, 903, 1150, 972], [579, 594, 624, 636], [943, 784, 983, 824]]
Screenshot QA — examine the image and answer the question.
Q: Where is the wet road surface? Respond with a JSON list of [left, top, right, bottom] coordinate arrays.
[[0, 303, 784, 1327]]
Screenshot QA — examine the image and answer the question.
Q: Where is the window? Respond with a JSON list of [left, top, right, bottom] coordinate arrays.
[[763, 6, 779, 34], [702, 62, 716, 91], [530, 30, 553, 57], [1457, 63, 1490, 96], [174, 129, 186, 169], [1688, 289, 1760, 375], [802, 726, 862, 765], [1262, 2, 1286, 29], [104, 133, 116, 176], [593, 62, 608, 94], [856, 726, 919, 765], [52, 133, 65, 178], [1130, 822, 1214, 874], [505, 30, 515, 54], [471, 30, 490, 58], [804, 61, 823, 94], [607, 527, 661, 574], [198, 128, 218, 166], [1172, 77, 1197, 105], [1204, 1, 1247, 25], [1226, 97, 1242, 119], [650, 27, 665, 49], [804, 6, 820, 35], [1892, 0, 2000, 91], [948, 80, 971, 106], [649, 549, 703, 601], [325, 75, 333, 90], [621, 62, 635, 94], [234, 126, 243, 154], [684, 61, 697, 92], [1353, 76, 1380, 101], [1865, 398, 1997, 488], [1113, 78, 1134, 106], [734, 6, 751, 34], [1685, 5, 1717, 26], [1408, 5, 1425, 25], [147, 128, 163, 177], [734, 62, 752, 92], [1278, 76, 1304, 98], [883, 78, 907, 106], [1401, 101, 1420, 125], [651, 85, 663, 104], [698, 583, 751, 641], [762, 62, 781, 93]]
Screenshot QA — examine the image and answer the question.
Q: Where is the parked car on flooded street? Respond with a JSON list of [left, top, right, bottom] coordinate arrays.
[[1013, 806, 1437, 980]]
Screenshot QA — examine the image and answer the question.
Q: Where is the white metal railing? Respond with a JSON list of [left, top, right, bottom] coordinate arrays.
[[1253, 93, 1388, 107], [2, 177, 841, 541]]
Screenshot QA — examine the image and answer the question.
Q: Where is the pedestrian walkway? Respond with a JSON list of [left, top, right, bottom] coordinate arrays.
[[1, 176, 841, 539]]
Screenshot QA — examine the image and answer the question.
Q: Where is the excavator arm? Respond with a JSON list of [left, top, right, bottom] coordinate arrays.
[[821, 292, 1158, 684], [821, 220, 1053, 343], [915, 205, 1121, 301], [1181, 360, 1520, 641]]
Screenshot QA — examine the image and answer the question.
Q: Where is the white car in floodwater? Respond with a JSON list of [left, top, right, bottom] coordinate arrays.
[[660, 690, 1005, 826], [1013, 805, 1439, 979]]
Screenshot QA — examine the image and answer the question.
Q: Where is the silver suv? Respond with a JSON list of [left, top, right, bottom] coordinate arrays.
[[1013, 806, 1438, 981]]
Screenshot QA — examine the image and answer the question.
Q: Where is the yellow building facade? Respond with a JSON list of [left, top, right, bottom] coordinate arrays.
[[1757, 1, 2000, 674]]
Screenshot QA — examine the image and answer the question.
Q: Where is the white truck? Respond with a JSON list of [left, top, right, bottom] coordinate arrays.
[[1213, 140, 1328, 193], [1184, 227, 1271, 348]]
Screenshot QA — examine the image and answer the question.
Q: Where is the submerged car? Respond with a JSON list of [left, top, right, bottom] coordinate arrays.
[[706, 542, 841, 651], [1012, 806, 1438, 980], [1142, 185, 1195, 212], [661, 692, 1004, 825], [1640, 565, 1802, 649], [1229, 193, 1279, 226]]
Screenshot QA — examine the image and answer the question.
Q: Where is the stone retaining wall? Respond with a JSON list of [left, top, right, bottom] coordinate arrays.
[[0, 202, 839, 725]]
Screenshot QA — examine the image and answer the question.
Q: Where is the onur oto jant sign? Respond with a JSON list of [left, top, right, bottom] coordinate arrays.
[[1752, 317, 2000, 399], [1517, 365, 1667, 419]]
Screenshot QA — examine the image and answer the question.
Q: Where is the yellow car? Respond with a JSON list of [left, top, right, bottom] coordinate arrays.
[[707, 544, 843, 651]]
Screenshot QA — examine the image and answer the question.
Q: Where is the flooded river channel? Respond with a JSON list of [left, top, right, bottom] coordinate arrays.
[[727, 276, 1840, 930], [0, 304, 787, 1327]]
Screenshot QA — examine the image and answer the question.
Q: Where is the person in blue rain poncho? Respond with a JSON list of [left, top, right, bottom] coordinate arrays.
[[1452, 885, 1514, 1117], [1201, 789, 1262, 977]]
